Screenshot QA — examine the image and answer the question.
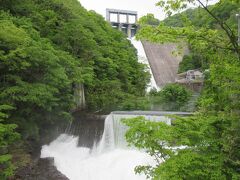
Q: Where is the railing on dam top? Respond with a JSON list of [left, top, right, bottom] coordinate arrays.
[[111, 111, 193, 116], [110, 111, 193, 125]]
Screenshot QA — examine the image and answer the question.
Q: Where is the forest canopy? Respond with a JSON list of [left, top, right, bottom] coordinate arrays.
[[124, 0, 240, 179], [0, 0, 149, 177]]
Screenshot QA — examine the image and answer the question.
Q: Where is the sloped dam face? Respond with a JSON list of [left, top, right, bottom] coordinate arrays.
[[142, 41, 188, 88]]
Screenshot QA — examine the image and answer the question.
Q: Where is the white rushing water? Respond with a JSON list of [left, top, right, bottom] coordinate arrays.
[[41, 114, 156, 180], [130, 38, 159, 92]]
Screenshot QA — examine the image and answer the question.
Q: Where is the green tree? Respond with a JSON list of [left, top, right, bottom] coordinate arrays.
[[0, 0, 150, 176], [124, 0, 240, 179], [138, 14, 160, 26], [156, 84, 192, 111], [178, 53, 208, 73], [0, 13, 79, 138], [163, 1, 239, 29], [0, 0, 150, 138], [0, 105, 19, 179]]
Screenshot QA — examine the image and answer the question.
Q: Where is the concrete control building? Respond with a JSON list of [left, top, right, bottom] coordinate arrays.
[[106, 8, 138, 38]]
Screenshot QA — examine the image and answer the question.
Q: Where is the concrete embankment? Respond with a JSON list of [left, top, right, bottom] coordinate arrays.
[[142, 41, 188, 88]]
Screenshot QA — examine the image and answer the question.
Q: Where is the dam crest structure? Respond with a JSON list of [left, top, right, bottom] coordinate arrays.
[[106, 8, 138, 38]]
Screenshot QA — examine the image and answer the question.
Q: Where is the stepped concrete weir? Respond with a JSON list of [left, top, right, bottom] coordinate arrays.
[[111, 111, 192, 116], [41, 111, 192, 179]]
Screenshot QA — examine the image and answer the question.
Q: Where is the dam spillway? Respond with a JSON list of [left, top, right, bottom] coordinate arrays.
[[41, 111, 191, 180], [41, 113, 158, 180]]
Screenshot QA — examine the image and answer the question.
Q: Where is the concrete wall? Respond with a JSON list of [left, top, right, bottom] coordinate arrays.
[[142, 41, 188, 88]]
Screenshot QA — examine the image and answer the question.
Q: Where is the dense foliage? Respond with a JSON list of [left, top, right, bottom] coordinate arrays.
[[163, 0, 239, 29], [0, 0, 149, 177], [149, 84, 192, 111], [124, 0, 240, 179], [138, 14, 160, 26], [178, 52, 209, 73], [163, 0, 238, 73], [0, 105, 19, 179], [1, 0, 150, 111]]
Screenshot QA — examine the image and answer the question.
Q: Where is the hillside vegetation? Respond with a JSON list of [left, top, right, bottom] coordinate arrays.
[[127, 0, 240, 179], [0, 0, 149, 177], [163, 1, 239, 73], [164, 1, 239, 29]]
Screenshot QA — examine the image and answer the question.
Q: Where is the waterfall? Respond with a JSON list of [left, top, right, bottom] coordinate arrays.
[[96, 113, 171, 154], [96, 115, 115, 153], [96, 114, 129, 153], [41, 114, 157, 180], [130, 38, 159, 92]]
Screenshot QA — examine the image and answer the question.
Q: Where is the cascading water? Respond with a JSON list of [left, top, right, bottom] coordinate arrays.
[[130, 38, 159, 92], [41, 114, 156, 180], [96, 115, 115, 153]]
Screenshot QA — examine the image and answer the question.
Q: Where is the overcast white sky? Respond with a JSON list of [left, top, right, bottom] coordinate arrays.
[[79, 0, 219, 21], [80, 0, 166, 20]]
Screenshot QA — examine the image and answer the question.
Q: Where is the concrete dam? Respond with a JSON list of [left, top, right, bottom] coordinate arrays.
[[141, 41, 186, 88], [106, 9, 186, 89]]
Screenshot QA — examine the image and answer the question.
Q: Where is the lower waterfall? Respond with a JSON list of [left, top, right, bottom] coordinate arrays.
[[41, 114, 156, 180]]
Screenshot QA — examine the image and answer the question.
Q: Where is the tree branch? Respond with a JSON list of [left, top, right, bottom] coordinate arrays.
[[196, 0, 240, 59]]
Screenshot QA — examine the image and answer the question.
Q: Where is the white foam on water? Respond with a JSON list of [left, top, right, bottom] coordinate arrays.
[[41, 115, 156, 180]]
